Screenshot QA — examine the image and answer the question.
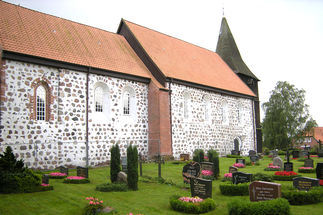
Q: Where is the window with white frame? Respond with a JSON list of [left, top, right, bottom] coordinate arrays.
[[94, 86, 104, 112], [123, 91, 130, 115], [183, 92, 190, 119], [36, 85, 46, 121], [122, 86, 135, 116]]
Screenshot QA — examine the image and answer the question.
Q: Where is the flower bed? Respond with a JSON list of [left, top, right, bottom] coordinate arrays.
[[222, 173, 232, 181], [320, 180, 323, 186], [232, 163, 245, 168], [63, 176, 90, 184], [83, 197, 104, 215], [273, 171, 299, 181], [201, 170, 214, 180], [169, 195, 216, 214], [264, 164, 281, 171], [310, 155, 318, 158], [49, 172, 67, 179], [298, 167, 315, 173]]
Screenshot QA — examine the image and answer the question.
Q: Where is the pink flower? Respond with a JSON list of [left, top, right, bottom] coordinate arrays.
[[201, 170, 213, 176], [100, 200, 103, 203], [66, 176, 85, 180], [224, 173, 232, 178], [89, 201, 93, 205], [299, 167, 313, 169], [233, 163, 245, 168], [179, 196, 203, 203], [268, 165, 280, 169], [41, 183, 49, 186], [49, 172, 67, 177]]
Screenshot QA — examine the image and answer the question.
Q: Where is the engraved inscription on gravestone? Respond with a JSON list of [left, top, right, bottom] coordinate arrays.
[[232, 172, 252, 184], [249, 181, 281, 202], [293, 177, 320, 191], [284, 162, 293, 172], [190, 178, 212, 199], [77, 166, 89, 178], [182, 162, 201, 183]]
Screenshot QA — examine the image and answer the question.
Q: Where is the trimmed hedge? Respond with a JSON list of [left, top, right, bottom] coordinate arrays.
[[169, 195, 216, 214], [226, 155, 242, 158], [273, 175, 299, 181], [96, 182, 128, 192], [228, 198, 290, 215], [63, 178, 90, 184], [252, 173, 273, 182], [298, 168, 315, 173], [219, 181, 249, 196], [282, 186, 323, 205]]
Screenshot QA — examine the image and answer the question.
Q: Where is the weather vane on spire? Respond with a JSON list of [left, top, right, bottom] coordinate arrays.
[[222, 0, 225, 17]]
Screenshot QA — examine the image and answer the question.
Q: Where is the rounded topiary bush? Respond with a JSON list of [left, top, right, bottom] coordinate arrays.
[[96, 182, 128, 192], [169, 195, 216, 214], [228, 198, 290, 215], [282, 186, 323, 205], [219, 181, 249, 196]]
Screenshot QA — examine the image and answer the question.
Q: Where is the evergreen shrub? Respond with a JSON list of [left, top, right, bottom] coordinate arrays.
[[207, 149, 220, 179], [169, 195, 216, 214], [193, 149, 204, 162], [228, 198, 290, 215], [282, 186, 323, 205], [219, 181, 249, 196], [96, 182, 128, 192], [226, 155, 242, 158], [127, 145, 138, 190], [110, 144, 121, 183], [252, 173, 273, 182]]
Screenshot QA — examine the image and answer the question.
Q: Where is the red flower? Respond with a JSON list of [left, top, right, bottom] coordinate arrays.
[[320, 180, 323, 186], [274, 171, 297, 176]]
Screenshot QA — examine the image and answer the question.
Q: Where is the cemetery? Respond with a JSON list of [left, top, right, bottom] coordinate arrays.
[[0, 146, 323, 215]]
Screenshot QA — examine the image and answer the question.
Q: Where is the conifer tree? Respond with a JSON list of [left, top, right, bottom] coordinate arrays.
[[127, 145, 138, 190], [110, 144, 120, 183]]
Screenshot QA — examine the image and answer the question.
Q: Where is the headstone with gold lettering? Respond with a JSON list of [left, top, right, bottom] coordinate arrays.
[[190, 178, 212, 199], [293, 177, 319, 191]]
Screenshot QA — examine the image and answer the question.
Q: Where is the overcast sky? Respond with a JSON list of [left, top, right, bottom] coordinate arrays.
[[4, 0, 323, 125]]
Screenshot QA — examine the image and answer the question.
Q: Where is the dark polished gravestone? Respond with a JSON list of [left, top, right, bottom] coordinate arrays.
[[121, 156, 127, 173], [200, 162, 214, 175], [59, 166, 69, 175], [249, 150, 257, 157], [231, 150, 240, 155], [304, 158, 314, 168], [250, 155, 259, 163], [190, 177, 212, 199], [236, 158, 246, 165], [284, 162, 293, 172], [249, 181, 281, 202], [292, 150, 299, 159], [232, 172, 252, 184], [293, 177, 320, 191], [316, 162, 323, 180], [182, 162, 201, 184], [229, 166, 238, 173], [42, 174, 49, 184], [77, 166, 89, 178]]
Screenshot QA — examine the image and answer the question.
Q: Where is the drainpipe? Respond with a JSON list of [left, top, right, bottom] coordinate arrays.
[[85, 69, 90, 167], [251, 99, 256, 151], [169, 79, 173, 156]]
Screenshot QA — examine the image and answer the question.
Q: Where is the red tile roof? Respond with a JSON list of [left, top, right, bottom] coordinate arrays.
[[0, 1, 152, 80], [123, 20, 255, 97], [313, 127, 323, 142]]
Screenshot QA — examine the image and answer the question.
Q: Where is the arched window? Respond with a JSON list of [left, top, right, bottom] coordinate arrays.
[[183, 92, 191, 119], [122, 86, 135, 116], [36, 85, 46, 121], [94, 86, 104, 112], [222, 100, 229, 124]]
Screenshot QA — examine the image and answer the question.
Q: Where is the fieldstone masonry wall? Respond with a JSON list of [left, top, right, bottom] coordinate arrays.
[[0, 60, 148, 169], [170, 83, 255, 158]]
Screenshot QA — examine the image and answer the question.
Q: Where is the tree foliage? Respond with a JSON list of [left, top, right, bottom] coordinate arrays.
[[110, 144, 120, 183], [127, 145, 138, 190], [262, 81, 316, 150]]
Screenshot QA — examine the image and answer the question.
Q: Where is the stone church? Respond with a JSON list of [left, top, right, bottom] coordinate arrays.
[[0, 1, 261, 169]]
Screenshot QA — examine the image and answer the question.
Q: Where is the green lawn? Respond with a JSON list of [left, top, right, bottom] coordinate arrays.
[[0, 156, 323, 215]]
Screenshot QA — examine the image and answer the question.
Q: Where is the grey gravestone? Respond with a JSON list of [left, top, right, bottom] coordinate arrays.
[[272, 150, 278, 158], [292, 151, 299, 159], [121, 156, 127, 173], [59, 166, 68, 175], [284, 162, 293, 172], [236, 158, 246, 165], [42, 174, 49, 184], [304, 159, 314, 168], [249, 181, 281, 202], [116, 171, 127, 183], [77, 166, 88, 178], [250, 155, 258, 162], [182, 162, 201, 184], [249, 150, 256, 157], [232, 172, 252, 184], [180, 154, 190, 161], [293, 177, 320, 191], [200, 162, 214, 175], [190, 178, 212, 199], [316, 162, 323, 179], [273, 157, 283, 168], [229, 166, 238, 173]]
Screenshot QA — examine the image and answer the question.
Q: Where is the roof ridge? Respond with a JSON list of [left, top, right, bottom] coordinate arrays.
[[2, 1, 121, 37], [123, 19, 219, 56]]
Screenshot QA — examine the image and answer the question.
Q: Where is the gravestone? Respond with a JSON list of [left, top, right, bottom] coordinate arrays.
[[304, 158, 314, 168], [229, 166, 238, 173], [77, 166, 89, 178], [273, 157, 283, 168], [232, 172, 252, 184], [272, 150, 278, 158], [236, 158, 246, 165], [293, 177, 320, 191], [116, 171, 127, 183], [182, 162, 201, 183], [200, 162, 214, 174], [59, 166, 68, 175], [121, 156, 127, 173], [42, 174, 49, 184], [300, 150, 309, 158], [231, 150, 239, 155], [249, 181, 281, 202], [190, 178, 212, 199], [249, 150, 256, 157], [234, 139, 239, 151], [292, 150, 299, 159], [180, 153, 190, 161], [250, 155, 258, 163], [316, 162, 323, 179], [284, 162, 293, 172], [317, 150, 323, 158]]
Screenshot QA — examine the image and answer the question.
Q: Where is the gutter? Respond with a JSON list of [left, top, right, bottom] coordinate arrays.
[[85, 69, 90, 167]]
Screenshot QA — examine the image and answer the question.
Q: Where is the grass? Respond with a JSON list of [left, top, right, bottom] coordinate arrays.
[[0, 156, 322, 215]]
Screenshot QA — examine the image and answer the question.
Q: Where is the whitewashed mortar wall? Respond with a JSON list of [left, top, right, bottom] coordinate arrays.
[[170, 83, 256, 158], [0, 60, 149, 169]]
